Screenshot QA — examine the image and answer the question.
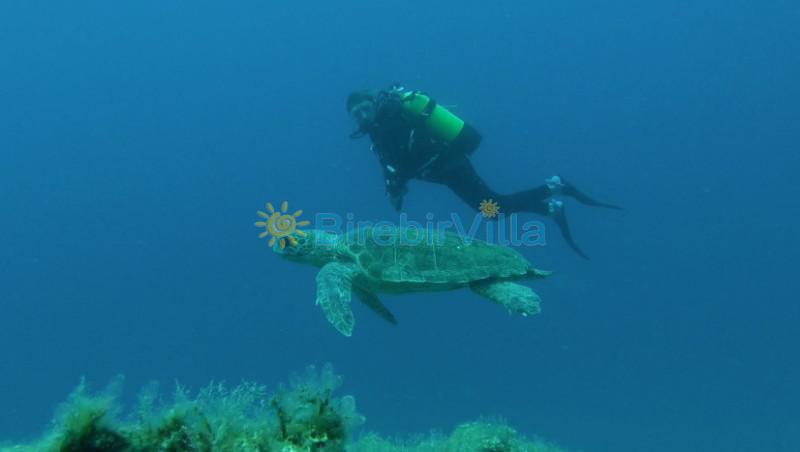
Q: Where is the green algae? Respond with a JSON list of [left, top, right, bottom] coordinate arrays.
[[2, 365, 568, 452]]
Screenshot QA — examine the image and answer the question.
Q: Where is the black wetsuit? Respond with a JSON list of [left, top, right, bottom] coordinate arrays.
[[358, 88, 621, 258]]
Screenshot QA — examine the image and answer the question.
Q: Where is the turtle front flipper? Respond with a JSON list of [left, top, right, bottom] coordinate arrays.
[[354, 286, 398, 326], [316, 262, 360, 336], [470, 280, 542, 317]]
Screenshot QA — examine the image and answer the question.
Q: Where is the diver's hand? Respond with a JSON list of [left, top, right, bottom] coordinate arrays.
[[385, 178, 407, 211], [389, 194, 404, 211]]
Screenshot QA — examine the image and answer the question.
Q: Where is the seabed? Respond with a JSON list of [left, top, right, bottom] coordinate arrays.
[[1, 364, 568, 452]]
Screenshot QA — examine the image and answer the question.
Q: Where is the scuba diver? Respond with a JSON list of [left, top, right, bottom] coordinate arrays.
[[346, 84, 622, 259]]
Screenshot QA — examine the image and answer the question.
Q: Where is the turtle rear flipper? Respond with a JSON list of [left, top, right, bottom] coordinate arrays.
[[470, 280, 541, 316], [316, 262, 360, 336], [527, 267, 553, 279], [355, 286, 398, 326]]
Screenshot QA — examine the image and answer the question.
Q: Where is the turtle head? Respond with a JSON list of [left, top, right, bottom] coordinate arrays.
[[273, 229, 342, 267]]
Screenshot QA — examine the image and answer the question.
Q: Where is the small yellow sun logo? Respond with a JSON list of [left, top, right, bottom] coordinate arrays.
[[479, 199, 501, 218], [255, 201, 310, 249]]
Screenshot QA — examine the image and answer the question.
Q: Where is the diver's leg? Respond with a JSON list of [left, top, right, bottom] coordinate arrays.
[[546, 175, 623, 210], [431, 157, 590, 258], [426, 155, 502, 209], [429, 156, 555, 215], [500, 186, 551, 214]]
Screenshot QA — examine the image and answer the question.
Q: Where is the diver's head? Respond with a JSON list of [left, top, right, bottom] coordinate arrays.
[[273, 229, 341, 267], [347, 89, 378, 132]]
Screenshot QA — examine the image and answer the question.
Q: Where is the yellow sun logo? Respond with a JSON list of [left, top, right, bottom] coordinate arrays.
[[255, 201, 310, 249], [479, 199, 501, 218]]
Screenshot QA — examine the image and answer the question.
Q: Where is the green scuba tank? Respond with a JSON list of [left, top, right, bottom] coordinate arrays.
[[400, 90, 465, 143]]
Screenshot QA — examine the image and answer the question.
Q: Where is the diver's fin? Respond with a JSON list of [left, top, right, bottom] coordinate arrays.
[[551, 203, 590, 260], [561, 177, 624, 210], [354, 287, 398, 326]]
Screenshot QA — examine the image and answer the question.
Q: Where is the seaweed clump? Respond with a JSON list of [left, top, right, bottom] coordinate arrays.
[[3, 364, 363, 452], [271, 364, 363, 451], [2, 365, 569, 452], [352, 419, 567, 452]]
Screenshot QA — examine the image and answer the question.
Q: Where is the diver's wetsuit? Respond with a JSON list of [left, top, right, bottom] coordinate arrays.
[[356, 88, 621, 259]]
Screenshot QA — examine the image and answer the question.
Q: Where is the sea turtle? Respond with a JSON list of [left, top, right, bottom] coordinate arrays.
[[266, 226, 551, 336]]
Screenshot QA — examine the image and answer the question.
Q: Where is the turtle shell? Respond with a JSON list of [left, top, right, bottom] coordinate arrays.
[[342, 226, 532, 286]]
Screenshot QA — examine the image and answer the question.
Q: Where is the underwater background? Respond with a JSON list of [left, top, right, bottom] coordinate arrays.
[[1, 1, 798, 451]]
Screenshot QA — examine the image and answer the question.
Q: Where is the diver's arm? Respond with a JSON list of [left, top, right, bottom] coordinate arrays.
[[371, 94, 411, 212]]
